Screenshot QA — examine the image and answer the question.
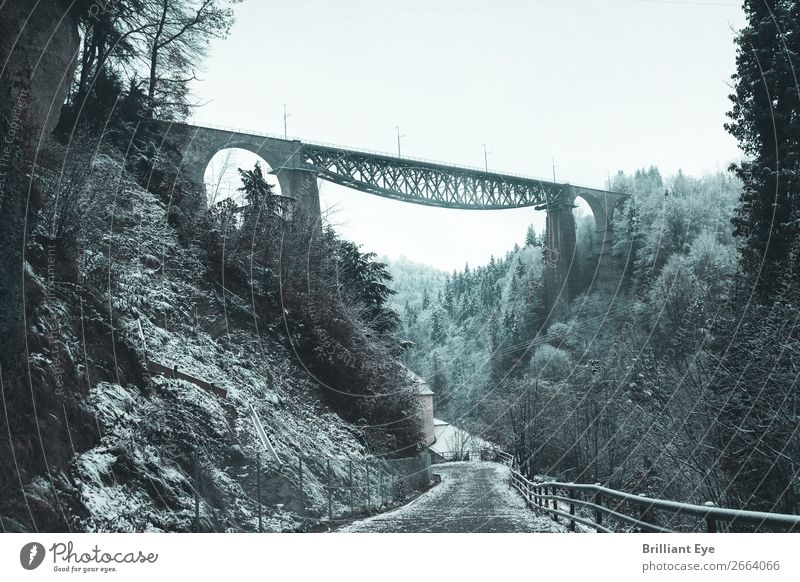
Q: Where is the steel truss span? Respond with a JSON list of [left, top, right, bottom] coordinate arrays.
[[300, 145, 572, 210]]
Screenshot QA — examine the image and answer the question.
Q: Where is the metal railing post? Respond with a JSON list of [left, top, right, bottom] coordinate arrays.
[[194, 449, 200, 533], [552, 486, 559, 523], [638, 493, 649, 532], [594, 483, 604, 530], [366, 461, 371, 511], [349, 459, 354, 515], [298, 455, 304, 519], [568, 486, 576, 532], [256, 453, 262, 533], [704, 501, 717, 533], [327, 458, 332, 521]]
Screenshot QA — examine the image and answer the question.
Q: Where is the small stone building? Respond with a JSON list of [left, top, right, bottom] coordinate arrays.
[[405, 368, 435, 446], [404, 367, 491, 459]]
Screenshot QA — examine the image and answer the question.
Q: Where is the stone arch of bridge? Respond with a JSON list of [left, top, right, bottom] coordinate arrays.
[[194, 139, 294, 196], [543, 187, 628, 319], [203, 147, 283, 207], [573, 189, 628, 251], [172, 126, 319, 218]]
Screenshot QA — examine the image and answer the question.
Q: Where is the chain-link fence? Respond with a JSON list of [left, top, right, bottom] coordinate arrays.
[[191, 448, 432, 532]]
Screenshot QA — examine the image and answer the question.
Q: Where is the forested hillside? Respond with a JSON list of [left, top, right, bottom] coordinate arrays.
[[381, 256, 448, 314], [0, 1, 423, 532], [387, 166, 800, 513]]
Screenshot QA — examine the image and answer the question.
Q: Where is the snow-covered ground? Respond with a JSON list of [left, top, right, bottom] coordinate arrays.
[[340, 462, 566, 533], [17, 155, 398, 532]]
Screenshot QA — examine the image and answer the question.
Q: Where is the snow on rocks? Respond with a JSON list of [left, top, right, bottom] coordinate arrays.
[[60, 156, 383, 531]]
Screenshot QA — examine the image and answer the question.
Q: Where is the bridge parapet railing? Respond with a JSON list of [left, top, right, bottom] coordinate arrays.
[[509, 470, 800, 534]]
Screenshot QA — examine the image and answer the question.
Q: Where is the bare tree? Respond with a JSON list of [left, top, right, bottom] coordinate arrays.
[[451, 427, 472, 462], [138, 0, 240, 117], [206, 148, 234, 206]]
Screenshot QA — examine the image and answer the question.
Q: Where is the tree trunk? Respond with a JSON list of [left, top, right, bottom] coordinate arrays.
[[147, 0, 170, 105]]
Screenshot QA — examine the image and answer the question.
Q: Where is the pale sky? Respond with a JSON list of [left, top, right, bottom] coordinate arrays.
[[193, 0, 746, 272]]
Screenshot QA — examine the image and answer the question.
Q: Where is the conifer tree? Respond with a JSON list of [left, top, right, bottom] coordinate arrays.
[[726, 0, 800, 297], [525, 225, 538, 246]]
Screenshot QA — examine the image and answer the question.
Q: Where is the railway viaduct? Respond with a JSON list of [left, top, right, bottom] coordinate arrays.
[[162, 121, 628, 316]]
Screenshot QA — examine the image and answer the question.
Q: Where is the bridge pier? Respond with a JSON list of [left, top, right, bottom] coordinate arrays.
[[273, 167, 321, 223], [545, 197, 578, 322], [544, 189, 627, 323]]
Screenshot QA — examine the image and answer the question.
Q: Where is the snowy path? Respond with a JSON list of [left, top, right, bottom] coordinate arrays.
[[340, 461, 566, 533]]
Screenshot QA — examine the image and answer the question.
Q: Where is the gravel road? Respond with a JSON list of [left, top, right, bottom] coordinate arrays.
[[340, 461, 566, 533]]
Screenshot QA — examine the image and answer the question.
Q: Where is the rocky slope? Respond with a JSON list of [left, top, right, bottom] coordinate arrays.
[[2, 153, 405, 532]]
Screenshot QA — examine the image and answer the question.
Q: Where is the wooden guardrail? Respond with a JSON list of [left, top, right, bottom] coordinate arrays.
[[510, 470, 800, 533]]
